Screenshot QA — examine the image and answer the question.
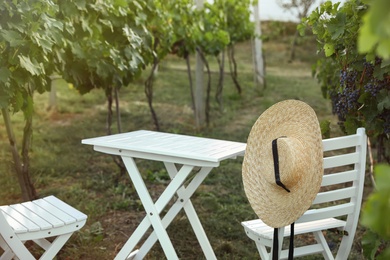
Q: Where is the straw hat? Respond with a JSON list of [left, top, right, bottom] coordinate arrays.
[[242, 100, 323, 228]]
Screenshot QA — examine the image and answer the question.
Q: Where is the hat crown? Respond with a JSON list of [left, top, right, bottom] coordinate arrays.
[[242, 100, 323, 228], [266, 137, 306, 191]]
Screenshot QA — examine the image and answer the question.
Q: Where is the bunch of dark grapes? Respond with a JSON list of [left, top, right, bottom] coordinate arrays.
[[363, 61, 374, 79], [346, 71, 358, 87], [339, 70, 347, 86], [334, 96, 348, 119], [375, 57, 383, 66], [364, 80, 382, 97], [339, 70, 358, 88], [332, 87, 360, 120]]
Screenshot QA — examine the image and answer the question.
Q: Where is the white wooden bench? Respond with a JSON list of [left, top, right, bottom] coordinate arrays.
[[0, 195, 87, 259], [242, 128, 367, 259]]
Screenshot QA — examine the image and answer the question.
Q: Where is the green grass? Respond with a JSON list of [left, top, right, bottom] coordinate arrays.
[[0, 29, 367, 259]]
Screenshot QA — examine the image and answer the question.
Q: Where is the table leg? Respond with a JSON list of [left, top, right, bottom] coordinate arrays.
[[165, 163, 217, 260], [135, 163, 216, 260], [115, 157, 194, 260]]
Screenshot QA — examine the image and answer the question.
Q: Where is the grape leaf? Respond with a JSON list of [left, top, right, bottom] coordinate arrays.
[[1, 29, 25, 47], [13, 91, 24, 112], [324, 43, 335, 57], [361, 164, 390, 240], [18, 55, 44, 76], [328, 13, 346, 40], [0, 68, 11, 84], [377, 93, 390, 112], [362, 230, 381, 260], [358, 0, 390, 58]]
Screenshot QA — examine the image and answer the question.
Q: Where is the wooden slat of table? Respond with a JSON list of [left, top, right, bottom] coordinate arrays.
[[82, 130, 246, 163]]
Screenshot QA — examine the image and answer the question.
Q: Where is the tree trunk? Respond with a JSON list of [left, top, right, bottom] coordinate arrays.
[[105, 88, 126, 181], [145, 59, 160, 131], [289, 29, 299, 62], [228, 45, 242, 94], [48, 74, 62, 110], [2, 108, 37, 201], [377, 134, 390, 164], [197, 49, 211, 126], [48, 84, 57, 110], [106, 88, 113, 135], [253, 2, 265, 87], [114, 87, 122, 133], [215, 51, 225, 112], [185, 53, 196, 114], [195, 0, 205, 129]]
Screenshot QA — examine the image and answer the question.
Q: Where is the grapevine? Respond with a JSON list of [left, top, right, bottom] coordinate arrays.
[[301, 0, 390, 163], [364, 79, 382, 97], [382, 110, 390, 134]]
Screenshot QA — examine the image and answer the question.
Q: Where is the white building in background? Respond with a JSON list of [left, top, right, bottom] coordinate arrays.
[[258, 0, 347, 22]]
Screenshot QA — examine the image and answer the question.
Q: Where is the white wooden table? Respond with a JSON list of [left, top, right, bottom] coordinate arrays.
[[82, 130, 246, 260]]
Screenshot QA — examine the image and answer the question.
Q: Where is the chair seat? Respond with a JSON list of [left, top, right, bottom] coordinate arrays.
[[1, 195, 87, 242], [242, 217, 346, 240]]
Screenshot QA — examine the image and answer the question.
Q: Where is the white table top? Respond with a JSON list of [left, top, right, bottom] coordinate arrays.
[[82, 130, 246, 167]]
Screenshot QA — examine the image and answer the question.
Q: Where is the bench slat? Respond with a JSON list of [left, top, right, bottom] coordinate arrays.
[[43, 196, 87, 221], [0, 206, 41, 232], [10, 204, 52, 230], [242, 218, 345, 240]]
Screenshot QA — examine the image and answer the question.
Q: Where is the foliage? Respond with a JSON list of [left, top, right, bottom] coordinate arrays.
[[361, 164, 390, 259], [202, 1, 230, 57], [199, 0, 231, 124], [169, 0, 201, 59], [223, 0, 254, 45], [56, 0, 153, 94], [300, 0, 390, 162], [358, 0, 390, 59], [0, 0, 65, 200], [0, 0, 62, 116], [142, 0, 176, 130], [145, 0, 174, 62]]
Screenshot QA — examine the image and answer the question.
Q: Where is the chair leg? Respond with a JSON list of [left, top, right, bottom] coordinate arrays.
[[255, 239, 271, 260], [39, 233, 73, 260], [0, 236, 15, 260], [313, 231, 334, 260], [0, 251, 15, 260], [33, 238, 51, 250], [335, 233, 355, 260], [0, 237, 34, 260], [269, 227, 284, 260], [1, 233, 74, 260]]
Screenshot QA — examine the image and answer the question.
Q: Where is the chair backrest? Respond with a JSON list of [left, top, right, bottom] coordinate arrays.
[[297, 127, 367, 259]]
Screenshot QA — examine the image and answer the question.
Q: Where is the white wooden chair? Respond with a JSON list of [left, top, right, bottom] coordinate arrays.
[[242, 128, 367, 259], [0, 195, 87, 259]]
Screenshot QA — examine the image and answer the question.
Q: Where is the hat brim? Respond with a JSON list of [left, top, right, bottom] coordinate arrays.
[[242, 100, 323, 228]]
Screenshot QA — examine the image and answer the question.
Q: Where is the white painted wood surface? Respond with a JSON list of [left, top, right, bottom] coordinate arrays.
[[82, 130, 246, 166], [83, 130, 246, 260], [0, 195, 87, 260]]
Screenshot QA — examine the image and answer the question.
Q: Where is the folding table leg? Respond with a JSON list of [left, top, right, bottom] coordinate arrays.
[[135, 163, 216, 260], [115, 157, 194, 260], [165, 163, 217, 260]]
